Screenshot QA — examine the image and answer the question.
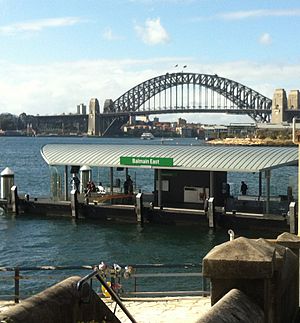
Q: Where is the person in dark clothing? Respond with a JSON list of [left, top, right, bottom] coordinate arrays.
[[124, 180, 128, 194], [240, 181, 248, 195], [128, 178, 133, 194], [124, 175, 133, 194]]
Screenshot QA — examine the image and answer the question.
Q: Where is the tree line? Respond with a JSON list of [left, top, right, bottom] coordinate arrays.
[[0, 113, 36, 131]]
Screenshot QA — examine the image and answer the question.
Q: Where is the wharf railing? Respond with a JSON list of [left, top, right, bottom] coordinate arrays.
[[0, 262, 210, 303]]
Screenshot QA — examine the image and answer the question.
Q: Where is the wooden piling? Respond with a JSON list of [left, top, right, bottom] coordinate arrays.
[[135, 193, 144, 224], [10, 185, 19, 215], [289, 202, 296, 234], [70, 189, 78, 219], [208, 197, 215, 229], [14, 267, 20, 304]]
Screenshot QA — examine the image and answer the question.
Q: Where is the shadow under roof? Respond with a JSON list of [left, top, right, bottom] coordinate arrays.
[[41, 144, 298, 173]]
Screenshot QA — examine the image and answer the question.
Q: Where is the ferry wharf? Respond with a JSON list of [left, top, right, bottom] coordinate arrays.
[[0, 143, 298, 232]]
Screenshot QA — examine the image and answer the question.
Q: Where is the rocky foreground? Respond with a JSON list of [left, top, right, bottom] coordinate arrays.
[[208, 137, 294, 146]]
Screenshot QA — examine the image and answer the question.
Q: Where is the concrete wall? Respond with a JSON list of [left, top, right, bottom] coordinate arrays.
[[202, 233, 300, 323], [0, 276, 121, 323]]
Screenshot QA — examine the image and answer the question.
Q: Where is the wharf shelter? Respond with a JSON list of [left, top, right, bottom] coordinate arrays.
[[41, 144, 298, 220]]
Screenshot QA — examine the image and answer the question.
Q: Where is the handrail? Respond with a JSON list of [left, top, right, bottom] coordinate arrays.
[[77, 265, 137, 323], [0, 263, 200, 271], [0, 265, 94, 271], [0, 262, 208, 305]]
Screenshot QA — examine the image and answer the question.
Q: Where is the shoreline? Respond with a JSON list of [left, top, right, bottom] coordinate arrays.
[[207, 137, 294, 146]]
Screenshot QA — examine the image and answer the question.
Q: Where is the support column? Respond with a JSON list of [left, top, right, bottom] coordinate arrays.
[[154, 171, 157, 204], [110, 167, 114, 195], [209, 171, 214, 197], [157, 169, 162, 208], [258, 171, 262, 198], [124, 168, 129, 194], [64, 165, 68, 201], [265, 170, 271, 214]]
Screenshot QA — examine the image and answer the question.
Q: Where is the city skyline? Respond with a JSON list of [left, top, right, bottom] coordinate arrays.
[[0, 0, 299, 124]]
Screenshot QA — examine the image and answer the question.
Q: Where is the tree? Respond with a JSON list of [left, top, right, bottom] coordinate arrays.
[[0, 113, 18, 130]]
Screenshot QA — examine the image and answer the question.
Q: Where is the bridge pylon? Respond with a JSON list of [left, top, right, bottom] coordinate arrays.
[[87, 98, 100, 136], [271, 89, 300, 123]]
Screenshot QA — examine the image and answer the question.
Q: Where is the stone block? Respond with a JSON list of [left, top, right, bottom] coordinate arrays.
[[276, 232, 300, 255], [203, 235, 300, 322], [0, 276, 121, 323], [196, 288, 264, 323], [203, 237, 275, 279]]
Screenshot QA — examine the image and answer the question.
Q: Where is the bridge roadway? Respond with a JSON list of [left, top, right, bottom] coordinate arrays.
[[101, 107, 272, 117], [33, 106, 271, 136]]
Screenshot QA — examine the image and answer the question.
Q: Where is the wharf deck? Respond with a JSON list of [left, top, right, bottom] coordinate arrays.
[[104, 296, 211, 323], [0, 194, 291, 233]]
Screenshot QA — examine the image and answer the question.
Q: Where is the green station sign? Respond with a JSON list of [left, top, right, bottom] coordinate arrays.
[[120, 156, 174, 167]]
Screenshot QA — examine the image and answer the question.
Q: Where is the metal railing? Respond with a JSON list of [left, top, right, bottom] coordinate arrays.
[[77, 264, 138, 323], [0, 262, 210, 304], [0, 265, 94, 303]]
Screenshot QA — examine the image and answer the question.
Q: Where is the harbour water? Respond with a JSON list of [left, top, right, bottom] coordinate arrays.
[[0, 136, 297, 297]]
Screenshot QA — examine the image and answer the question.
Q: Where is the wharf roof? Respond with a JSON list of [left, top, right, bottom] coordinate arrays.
[[41, 144, 298, 173]]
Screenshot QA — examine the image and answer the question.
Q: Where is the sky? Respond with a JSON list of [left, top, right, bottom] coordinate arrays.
[[0, 0, 300, 124]]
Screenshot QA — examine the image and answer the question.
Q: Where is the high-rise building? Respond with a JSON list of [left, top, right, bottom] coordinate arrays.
[[77, 103, 87, 115]]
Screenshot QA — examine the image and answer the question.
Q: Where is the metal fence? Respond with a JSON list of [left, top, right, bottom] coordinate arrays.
[[0, 262, 210, 303]]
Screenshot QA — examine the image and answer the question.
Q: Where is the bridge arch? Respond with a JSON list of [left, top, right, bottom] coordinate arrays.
[[106, 73, 271, 121], [101, 73, 272, 136]]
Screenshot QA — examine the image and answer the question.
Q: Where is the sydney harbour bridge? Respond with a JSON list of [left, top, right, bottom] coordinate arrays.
[[35, 73, 273, 136]]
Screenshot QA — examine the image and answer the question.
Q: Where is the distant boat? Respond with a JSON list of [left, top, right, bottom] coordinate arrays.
[[161, 137, 173, 141], [141, 132, 154, 140]]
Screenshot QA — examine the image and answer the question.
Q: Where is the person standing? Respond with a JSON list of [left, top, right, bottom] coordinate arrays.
[[124, 178, 129, 194], [128, 176, 133, 195], [71, 174, 80, 193], [97, 182, 106, 195], [124, 175, 133, 194], [240, 181, 248, 195]]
